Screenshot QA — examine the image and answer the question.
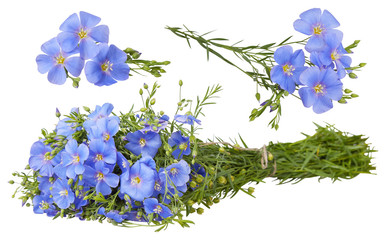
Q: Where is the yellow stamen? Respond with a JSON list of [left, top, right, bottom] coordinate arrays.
[[56, 55, 65, 65], [313, 84, 325, 94], [282, 64, 295, 76], [153, 205, 163, 214], [101, 61, 113, 72], [313, 25, 324, 35], [331, 50, 340, 61], [139, 138, 146, 147], [73, 155, 80, 163], [39, 201, 50, 210], [170, 167, 178, 176], [77, 28, 88, 39], [131, 176, 141, 185], [96, 172, 104, 181], [96, 154, 104, 161], [59, 189, 69, 197], [103, 133, 110, 141]]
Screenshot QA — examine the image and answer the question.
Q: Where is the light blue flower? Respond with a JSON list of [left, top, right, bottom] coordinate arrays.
[[85, 44, 130, 86], [61, 139, 89, 179], [143, 198, 173, 219], [98, 207, 124, 223], [51, 179, 75, 209], [87, 139, 116, 169], [29, 141, 60, 177], [299, 66, 343, 114], [33, 194, 55, 214], [293, 8, 342, 52], [57, 11, 109, 60], [83, 103, 120, 132], [168, 131, 191, 159], [88, 118, 119, 145], [83, 164, 119, 196], [174, 114, 201, 125], [159, 160, 190, 187], [125, 130, 162, 158], [270, 46, 307, 94], [36, 38, 84, 85]]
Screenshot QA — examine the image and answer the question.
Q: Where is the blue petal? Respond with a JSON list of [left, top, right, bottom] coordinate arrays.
[[29, 156, 44, 171], [299, 87, 316, 108], [335, 60, 347, 79], [30, 141, 46, 155], [94, 74, 116, 86], [59, 13, 80, 32], [293, 19, 313, 35], [320, 9, 340, 29], [125, 142, 142, 156], [291, 49, 305, 67], [85, 60, 103, 83], [39, 164, 54, 177], [318, 48, 333, 66], [104, 173, 119, 188], [270, 65, 285, 85], [325, 80, 343, 101], [61, 152, 73, 166], [143, 198, 158, 214], [48, 65, 67, 85], [79, 38, 99, 60], [111, 63, 130, 80], [313, 96, 333, 114], [36, 55, 54, 74], [107, 119, 120, 136], [41, 38, 61, 56], [324, 32, 343, 49], [93, 43, 109, 63], [57, 32, 79, 53], [78, 143, 89, 161], [75, 164, 85, 175], [64, 57, 84, 77], [53, 163, 67, 179], [339, 55, 352, 68], [299, 8, 321, 24], [66, 165, 77, 179], [299, 66, 320, 86], [320, 68, 339, 87], [292, 66, 307, 85], [79, 11, 101, 29], [282, 76, 296, 94], [83, 166, 97, 186], [96, 181, 112, 196], [65, 139, 78, 155], [107, 45, 127, 63], [305, 36, 325, 52], [274, 46, 293, 65], [89, 25, 109, 43]]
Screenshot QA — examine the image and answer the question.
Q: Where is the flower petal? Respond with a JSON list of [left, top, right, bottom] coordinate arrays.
[[36, 55, 54, 74], [79, 38, 99, 60], [299, 66, 320, 86], [94, 74, 116, 86], [59, 13, 80, 32], [96, 181, 111, 196], [274, 45, 293, 65], [305, 36, 325, 52], [107, 45, 127, 63], [270, 65, 285, 85], [104, 173, 119, 188], [320, 9, 340, 29], [89, 25, 109, 43], [299, 87, 316, 108], [313, 96, 333, 114], [85, 60, 103, 83], [299, 8, 321, 24], [64, 57, 84, 77], [78, 143, 89, 161], [111, 63, 130, 81], [41, 38, 60, 56], [293, 19, 313, 35], [47, 65, 67, 85], [57, 32, 79, 53], [79, 11, 101, 29], [291, 49, 305, 67]]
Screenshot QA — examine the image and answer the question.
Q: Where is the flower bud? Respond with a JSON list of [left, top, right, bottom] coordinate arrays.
[[179, 80, 183, 86], [359, 63, 367, 67], [139, 89, 143, 95], [230, 175, 235, 182], [248, 187, 255, 194], [208, 167, 216, 175], [78, 185, 84, 190], [79, 174, 83, 181], [349, 72, 357, 79], [338, 98, 347, 104], [8, 180, 14, 184], [219, 147, 226, 153], [143, 83, 148, 89], [218, 176, 227, 185], [196, 175, 204, 183], [351, 94, 359, 98], [140, 107, 147, 112], [132, 51, 141, 59], [55, 108, 61, 118], [159, 111, 165, 116], [25, 165, 31, 170], [83, 106, 91, 113], [213, 198, 220, 204], [189, 208, 196, 213], [150, 98, 156, 105], [67, 178, 74, 186], [344, 89, 353, 94], [239, 169, 246, 175], [187, 200, 195, 206], [268, 152, 274, 161], [189, 181, 197, 188], [197, 208, 204, 215]]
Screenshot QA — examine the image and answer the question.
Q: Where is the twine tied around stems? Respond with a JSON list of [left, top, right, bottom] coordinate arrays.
[[198, 142, 277, 176]]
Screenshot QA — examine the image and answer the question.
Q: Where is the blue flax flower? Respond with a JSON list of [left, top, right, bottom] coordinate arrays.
[[318, 33, 352, 79], [143, 198, 173, 219], [87, 139, 116, 169], [140, 115, 170, 133], [159, 160, 190, 187], [33, 194, 54, 214], [85, 44, 130, 86], [299, 66, 343, 114], [51, 179, 75, 209], [83, 103, 120, 132], [83, 164, 119, 196], [117, 152, 130, 173], [270, 46, 307, 93], [88, 118, 119, 145], [36, 38, 84, 85], [57, 11, 109, 60], [120, 157, 156, 201], [98, 207, 124, 223], [168, 131, 191, 159], [37, 176, 55, 195], [125, 130, 162, 158], [293, 8, 342, 52], [61, 139, 89, 179], [29, 141, 60, 177], [174, 114, 201, 125]]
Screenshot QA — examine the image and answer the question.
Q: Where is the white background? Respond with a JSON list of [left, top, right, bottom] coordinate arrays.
[[1, 0, 384, 239]]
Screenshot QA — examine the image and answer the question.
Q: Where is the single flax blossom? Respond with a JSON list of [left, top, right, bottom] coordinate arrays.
[[83, 164, 119, 196], [32, 194, 54, 215], [57, 11, 109, 60], [61, 139, 89, 179], [83, 103, 120, 132], [29, 141, 60, 177], [51, 179, 75, 209], [298, 66, 343, 114], [168, 131, 191, 159], [174, 114, 201, 125], [36, 38, 84, 85], [85, 44, 130, 86], [88, 117, 119, 145], [293, 8, 342, 52], [125, 130, 162, 158], [143, 198, 173, 219], [87, 139, 116, 169], [270, 45, 307, 94]]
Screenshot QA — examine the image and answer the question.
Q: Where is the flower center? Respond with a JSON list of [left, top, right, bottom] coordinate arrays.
[[96, 172, 104, 181], [59, 189, 69, 197], [96, 154, 104, 161], [153, 205, 163, 214], [331, 50, 340, 61], [43, 155, 52, 162], [170, 167, 178, 176], [77, 28, 88, 39], [179, 143, 188, 151], [56, 54, 65, 65], [103, 132, 110, 141], [313, 24, 324, 35], [73, 155, 80, 163], [131, 176, 141, 185], [282, 64, 295, 76], [39, 201, 50, 210], [101, 61, 113, 72], [154, 181, 162, 191], [139, 138, 146, 147], [313, 84, 325, 95]]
